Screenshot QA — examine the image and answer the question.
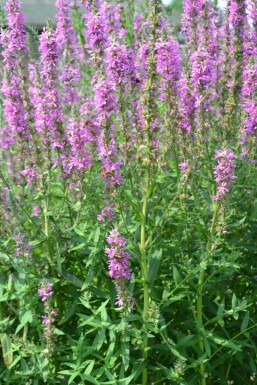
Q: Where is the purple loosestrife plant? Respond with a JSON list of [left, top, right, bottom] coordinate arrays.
[[105, 228, 133, 310]]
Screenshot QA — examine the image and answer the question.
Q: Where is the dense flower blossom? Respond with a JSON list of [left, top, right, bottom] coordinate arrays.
[[136, 43, 151, 81], [37, 27, 63, 149], [83, 11, 107, 54], [99, 2, 126, 39], [0, 0, 28, 149], [106, 229, 133, 309], [213, 149, 237, 201], [106, 40, 136, 84], [94, 78, 122, 186], [66, 109, 92, 172], [228, 0, 246, 40], [0, 0, 28, 69], [155, 37, 181, 83], [55, 0, 81, 103], [190, 48, 215, 132], [241, 63, 257, 139], [97, 132, 123, 186], [181, 0, 205, 51], [226, 0, 247, 102], [191, 49, 213, 91], [178, 73, 195, 133], [94, 79, 117, 118], [55, 0, 77, 50]]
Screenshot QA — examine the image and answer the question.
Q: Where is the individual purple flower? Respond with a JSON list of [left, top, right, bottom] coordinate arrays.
[[105, 228, 133, 309], [97, 205, 115, 222], [32, 205, 40, 217], [38, 281, 53, 302], [179, 159, 190, 174], [41, 309, 58, 325], [213, 149, 237, 201]]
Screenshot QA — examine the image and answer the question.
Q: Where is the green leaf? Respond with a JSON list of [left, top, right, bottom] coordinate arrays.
[[240, 311, 250, 332], [149, 249, 162, 286], [1, 333, 13, 367], [208, 335, 241, 352], [94, 227, 101, 244], [204, 339, 211, 357], [69, 242, 86, 251], [80, 374, 100, 385], [187, 353, 207, 368], [232, 293, 237, 311], [15, 310, 33, 335], [173, 266, 181, 286], [68, 372, 79, 384], [0, 252, 9, 262], [95, 327, 106, 351], [84, 360, 95, 375]]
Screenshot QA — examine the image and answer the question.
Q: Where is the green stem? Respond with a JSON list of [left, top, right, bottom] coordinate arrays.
[[141, 191, 149, 385], [196, 203, 219, 385]]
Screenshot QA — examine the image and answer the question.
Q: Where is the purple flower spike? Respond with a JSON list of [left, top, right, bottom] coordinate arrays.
[[105, 229, 133, 310], [213, 149, 237, 201]]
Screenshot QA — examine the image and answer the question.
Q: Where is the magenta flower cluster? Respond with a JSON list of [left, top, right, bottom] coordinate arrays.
[[213, 149, 237, 201], [38, 281, 53, 302], [106, 229, 133, 308]]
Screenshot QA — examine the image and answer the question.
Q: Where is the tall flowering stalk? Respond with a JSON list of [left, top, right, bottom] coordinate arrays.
[[240, 2, 257, 160], [0, 0, 30, 182], [137, 2, 161, 384], [155, 34, 182, 166], [37, 26, 63, 151], [197, 148, 236, 385], [94, 78, 123, 188], [105, 38, 136, 163], [224, 0, 247, 135], [105, 228, 133, 310], [55, 0, 81, 104]]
